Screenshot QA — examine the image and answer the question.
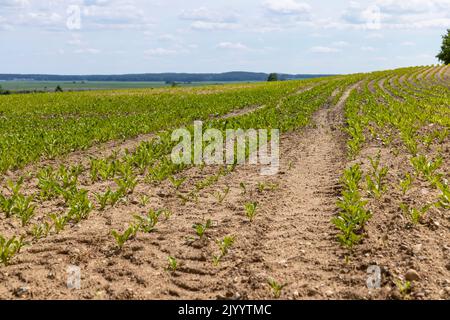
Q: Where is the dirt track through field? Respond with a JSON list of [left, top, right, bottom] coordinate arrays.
[[236, 82, 362, 299]]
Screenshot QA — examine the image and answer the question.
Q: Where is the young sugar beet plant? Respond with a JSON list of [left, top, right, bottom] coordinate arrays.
[[213, 235, 235, 266], [30, 221, 52, 240], [213, 186, 230, 204], [167, 256, 178, 272], [268, 278, 287, 299], [410, 154, 443, 186], [399, 172, 414, 196], [134, 209, 162, 233], [111, 223, 140, 250], [244, 202, 258, 222], [0, 235, 26, 266], [400, 203, 432, 225], [0, 179, 36, 226], [193, 219, 212, 240], [365, 153, 389, 199], [436, 181, 450, 209], [332, 165, 372, 249]]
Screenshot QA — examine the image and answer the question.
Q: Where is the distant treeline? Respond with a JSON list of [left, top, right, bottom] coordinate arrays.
[[0, 72, 333, 83]]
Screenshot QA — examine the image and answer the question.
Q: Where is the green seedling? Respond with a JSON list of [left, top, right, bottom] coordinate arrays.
[[399, 173, 413, 195], [268, 278, 287, 298], [30, 221, 51, 240], [239, 182, 247, 195], [400, 203, 431, 224], [169, 176, 187, 190], [167, 256, 178, 272], [95, 188, 112, 211], [134, 209, 161, 233], [193, 219, 212, 239], [213, 186, 230, 204], [0, 235, 25, 266], [50, 213, 69, 233], [244, 202, 258, 222], [213, 235, 235, 266], [111, 224, 139, 249], [139, 194, 150, 207]]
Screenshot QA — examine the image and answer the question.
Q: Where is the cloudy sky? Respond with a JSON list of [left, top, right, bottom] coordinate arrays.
[[0, 0, 449, 74]]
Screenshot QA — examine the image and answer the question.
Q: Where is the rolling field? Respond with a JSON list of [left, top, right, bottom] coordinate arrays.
[[0, 81, 255, 92], [0, 65, 449, 300]]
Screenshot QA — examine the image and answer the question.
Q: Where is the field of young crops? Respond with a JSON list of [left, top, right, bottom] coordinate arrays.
[[0, 65, 449, 300]]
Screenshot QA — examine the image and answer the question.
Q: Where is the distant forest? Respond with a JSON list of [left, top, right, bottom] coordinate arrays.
[[0, 72, 333, 82]]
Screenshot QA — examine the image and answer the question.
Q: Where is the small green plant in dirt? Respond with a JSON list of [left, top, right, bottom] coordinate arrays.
[[239, 182, 247, 195], [0, 178, 32, 219], [213, 186, 230, 204], [268, 278, 287, 298], [161, 209, 172, 220], [139, 194, 150, 207], [50, 213, 69, 233], [167, 256, 178, 272], [0, 235, 25, 266], [94, 188, 112, 211], [169, 176, 187, 190], [134, 209, 162, 233], [257, 182, 278, 193], [193, 219, 212, 240], [67, 189, 93, 223], [332, 165, 372, 249], [399, 173, 414, 196], [213, 235, 235, 266], [114, 175, 138, 195], [111, 224, 139, 249], [14, 194, 36, 226], [257, 182, 266, 193], [30, 222, 52, 240], [365, 153, 389, 199], [399, 203, 431, 224], [435, 182, 450, 209], [244, 202, 258, 222], [395, 279, 412, 299], [410, 155, 443, 182]]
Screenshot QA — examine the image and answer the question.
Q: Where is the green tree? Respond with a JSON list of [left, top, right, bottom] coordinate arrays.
[[267, 73, 278, 82], [55, 85, 63, 92], [437, 29, 450, 64]]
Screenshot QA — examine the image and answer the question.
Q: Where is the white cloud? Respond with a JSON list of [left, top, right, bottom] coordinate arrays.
[[180, 6, 240, 31], [75, 48, 100, 54], [144, 48, 177, 57], [263, 0, 311, 15], [401, 41, 416, 46], [340, 0, 450, 30], [310, 46, 341, 53], [179, 7, 238, 23], [216, 42, 249, 50], [191, 21, 239, 31]]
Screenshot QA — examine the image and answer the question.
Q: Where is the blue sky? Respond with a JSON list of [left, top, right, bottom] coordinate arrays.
[[0, 0, 449, 74]]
